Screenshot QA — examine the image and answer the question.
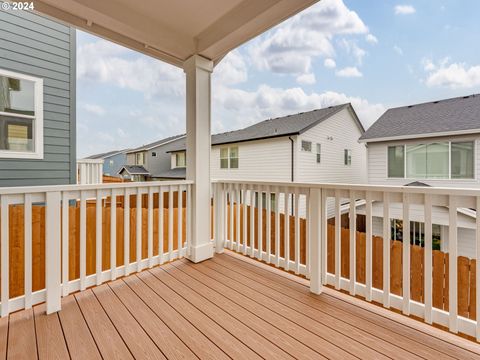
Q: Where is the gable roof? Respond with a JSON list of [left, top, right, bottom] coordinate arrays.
[[86, 149, 128, 160], [118, 165, 150, 176], [127, 134, 185, 154], [360, 94, 480, 142], [168, 103, 361, 152]]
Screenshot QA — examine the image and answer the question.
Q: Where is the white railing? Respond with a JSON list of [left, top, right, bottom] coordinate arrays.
[[213, 179, 480, 341], [77, 159, 104, 184], [0, 180, 192, 316]]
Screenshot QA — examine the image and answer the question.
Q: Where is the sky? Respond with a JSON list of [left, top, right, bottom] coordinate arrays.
[[76, 0, 480, 158]]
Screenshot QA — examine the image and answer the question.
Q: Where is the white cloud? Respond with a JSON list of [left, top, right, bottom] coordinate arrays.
[[324, 58, 337, 68], [365, 34, 378, 44], [425, 62, 480, 89], [335, 66, 363, 78], [83, 103, 106, 116], [213, 84, 384, 131], [213, 50, 247, 85], [296, 73, 316, 85], [77, 38, 184, 99], [393, 45, 403, 55], [248, 0, 368, 76], [421, 58, 436, 71], [394, 5, 416, 15], [339, 39, 366, 64]]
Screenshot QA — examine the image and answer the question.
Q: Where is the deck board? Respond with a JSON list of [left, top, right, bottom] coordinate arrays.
[[2, 252, 480, 359]]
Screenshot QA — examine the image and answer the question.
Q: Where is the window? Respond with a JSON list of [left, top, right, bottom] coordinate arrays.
[[388, 145, 404, 177], [301, 140, 312, 152], [344, 149, 352, 165], [316, 143, 321, 163], [220, 147, 239, 169], [451, 141, 474, 179], [152, 151, 157, 157], [175, 152, 186, 167], [135, 152, 144, 165], [389, 141, 475, 179], [229, 146, 239, 168], [220, 148, 229, 169], [0, 69, 43, 159], [109, 160, 114, 165]]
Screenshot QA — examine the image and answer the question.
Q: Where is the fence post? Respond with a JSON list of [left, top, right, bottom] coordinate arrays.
[[214, 183, 225, 253], [46, 191, 61, 314], [309, 188, 322, 294]]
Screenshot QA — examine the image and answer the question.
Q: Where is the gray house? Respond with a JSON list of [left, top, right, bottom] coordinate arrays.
[[124, 134, 186, 180], [85, 149, 129, 177], [0, 9, 76, 186]]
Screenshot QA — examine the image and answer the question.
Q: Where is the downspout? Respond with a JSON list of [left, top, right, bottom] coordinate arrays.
[[289, 136, 295, 215]]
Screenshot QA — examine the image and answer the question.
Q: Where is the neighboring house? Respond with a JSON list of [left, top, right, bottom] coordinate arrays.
[[359, 94, 480, 257], [124, 134, 185, 180], [85, 149, 129, 176], [168, 104, 367, 214], [118, 165, 150, 182], [0, 10, 76, 186]]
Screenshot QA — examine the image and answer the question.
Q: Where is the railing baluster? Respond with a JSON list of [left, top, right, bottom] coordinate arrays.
[[242, 185, 247, 255], [147, 188, 154, 267], [383, 192, 390, 308], [45, 191, 61, 314], [186, 184, 191, 255], [365, 191, 373, 301], [177, 185, 183, 258], [402, 193, 410, 315], [309, 188, 322, 294], [124, 188, 130, 276], [294, 189, 300, 274], [334, 190, 341, 290], [305, 192, 310, 278], [476, 196, 480, 341], [235, 184, 241, 253], [266, 187, 271, 264], [284, 189, 290, 271], [275, 187, 280, 267], [424, 194, 433, 324], [136, 188, 142, 271], [24, 194, 32, 309], [168, 187, 174, 261], [95, 190, 102, 285], [61, 193, 69, 297], [80, 191, 87, 291], [111, 190, 117, 279], [0, 195, 8, 316], [159, 187, 164, 264], [257, 186, 263, 261], [321, 190, 327, 285], [448, 195, 458, 333], [349, 191, 356, 296], [250, 189, 255, 258], [229, 184, 234, 250]]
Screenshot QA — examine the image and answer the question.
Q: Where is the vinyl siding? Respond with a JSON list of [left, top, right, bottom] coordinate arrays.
[[0, 10, 75, 186], [367, 135, 480, 187], [211, 137, 292, 181], [297, 108, 367, 184]]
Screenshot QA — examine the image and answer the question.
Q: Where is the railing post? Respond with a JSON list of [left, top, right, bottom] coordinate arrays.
[[214, 183, 225, 253], [309, 188, 322, 294], [46, 191, 61, 314]]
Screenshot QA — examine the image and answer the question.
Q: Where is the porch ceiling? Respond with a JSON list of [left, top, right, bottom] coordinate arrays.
[[34, 0, 318, 67]]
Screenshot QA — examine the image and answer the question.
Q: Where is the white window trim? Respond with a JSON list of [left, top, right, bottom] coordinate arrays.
[[0, 68, 43, 159]]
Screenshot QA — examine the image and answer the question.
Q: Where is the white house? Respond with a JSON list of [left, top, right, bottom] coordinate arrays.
[[167, 103, 367, 214], [359, 94, 480, 257]]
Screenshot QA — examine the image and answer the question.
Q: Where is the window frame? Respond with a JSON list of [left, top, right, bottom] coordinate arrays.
[[316, 143, 321, 164], [0, 68, 43, 159], [175, 152, 186, 168], [344, 149, 352, 166], [220, 146, 239, 169], [386, 140, 476, 180]]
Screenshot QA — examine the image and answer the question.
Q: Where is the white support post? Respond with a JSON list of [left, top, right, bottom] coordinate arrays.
[[45, 191, 61, 314], [309, 188, 322, 294], [184, 54, 214, 263]]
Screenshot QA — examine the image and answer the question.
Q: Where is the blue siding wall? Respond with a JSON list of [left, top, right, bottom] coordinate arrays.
[[103, 153, 127, 176], [0, 9, 75, 186]]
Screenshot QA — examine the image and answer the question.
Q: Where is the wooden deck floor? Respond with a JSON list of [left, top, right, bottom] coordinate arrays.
[[2, 252, 480, 359]]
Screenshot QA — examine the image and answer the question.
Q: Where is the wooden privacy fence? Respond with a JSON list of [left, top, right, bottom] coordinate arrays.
[[226, 203, 477, 321], [4, 199, 185, 299]]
